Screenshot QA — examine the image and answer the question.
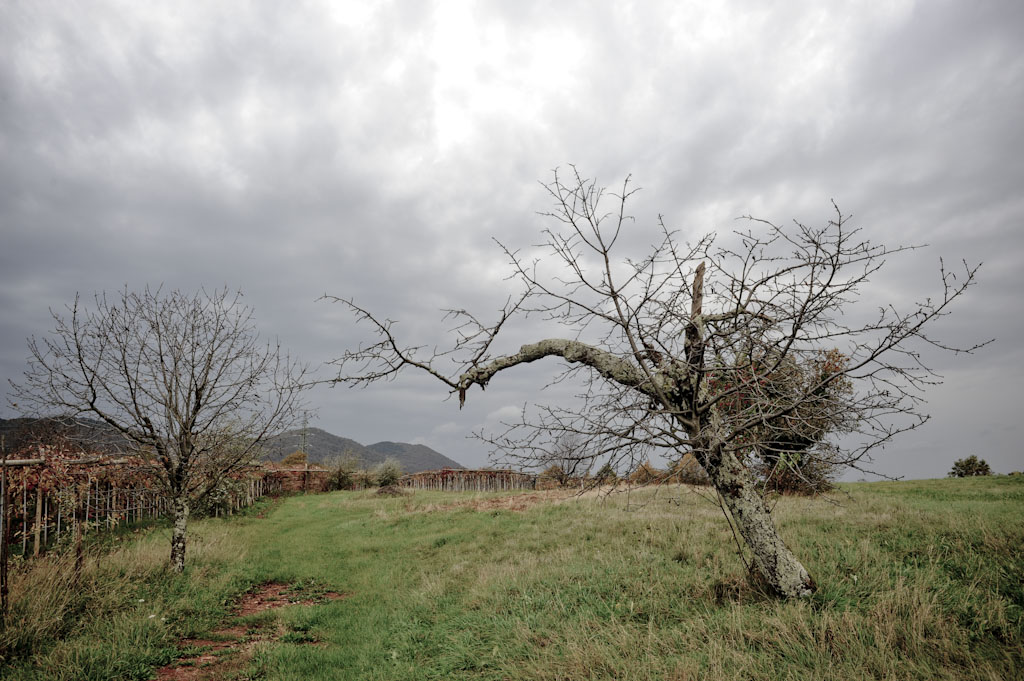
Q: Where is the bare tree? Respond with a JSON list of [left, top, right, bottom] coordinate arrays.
[[535, 432, 590, 488], [327, 168, 986, 598], [9, 287, 308, 571]]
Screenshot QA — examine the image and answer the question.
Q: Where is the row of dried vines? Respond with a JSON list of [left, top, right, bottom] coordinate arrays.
[[399, 469, 536, 492], [0, 447, 274, 616]]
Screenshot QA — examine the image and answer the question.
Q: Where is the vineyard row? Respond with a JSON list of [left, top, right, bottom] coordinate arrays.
[[0, 456, 275, 559]]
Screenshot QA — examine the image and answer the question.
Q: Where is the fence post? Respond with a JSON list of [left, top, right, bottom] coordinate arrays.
[[42, 491, 49, 549], [33, 485, 43, 556], [1, 456, 9, 617], [21, 482, 27, 556], [84, 480, 91, 534], [74, 486, 84, 581]]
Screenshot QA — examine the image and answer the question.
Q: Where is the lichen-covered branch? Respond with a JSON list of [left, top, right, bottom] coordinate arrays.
[[457, 338, 665, 407]]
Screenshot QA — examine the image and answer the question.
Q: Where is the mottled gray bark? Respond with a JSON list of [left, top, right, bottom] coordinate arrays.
[[704, 441, 815, 598], [170, 497, 189, 573], [459, 339, 663, 405]]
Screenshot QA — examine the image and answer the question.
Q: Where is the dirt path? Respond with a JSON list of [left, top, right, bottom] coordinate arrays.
[[154, 582, 346, 681]]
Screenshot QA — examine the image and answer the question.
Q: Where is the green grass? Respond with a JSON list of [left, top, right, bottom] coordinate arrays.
[[0, 501, 270, 680], [3, 478, 1022, 680]]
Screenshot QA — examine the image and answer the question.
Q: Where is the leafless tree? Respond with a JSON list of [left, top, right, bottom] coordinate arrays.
[[535, 432, 590, 488], [9, 287, 309, 572], [327, 167, 986, 598]]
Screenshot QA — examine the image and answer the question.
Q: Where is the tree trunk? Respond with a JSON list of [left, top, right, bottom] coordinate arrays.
[[169, 496, 189, 573], [705, 442, 816, 598]]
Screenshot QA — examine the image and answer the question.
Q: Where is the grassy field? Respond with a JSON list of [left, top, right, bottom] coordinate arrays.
[[2, 476, 1021, 680]]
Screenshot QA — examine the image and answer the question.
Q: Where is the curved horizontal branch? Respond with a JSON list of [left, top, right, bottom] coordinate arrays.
[[457, 339, 663, 407]]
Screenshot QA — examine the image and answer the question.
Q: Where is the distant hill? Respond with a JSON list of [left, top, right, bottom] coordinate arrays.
[[2, 418, 464, 474], [0, 416, 132, 455], [262, 427, 371, 464], [364, 441, 465, 474], [260, 427, 464, 473]]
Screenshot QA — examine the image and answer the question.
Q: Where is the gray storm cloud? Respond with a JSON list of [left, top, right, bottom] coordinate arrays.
[[2, 0, 1021, 478]]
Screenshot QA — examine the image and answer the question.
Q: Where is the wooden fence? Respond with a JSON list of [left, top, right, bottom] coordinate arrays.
[[263, 465, 331, 493], [2, 478, 169, 558], [398, 468, 536, 492], [0, 452, 280, 618], [0, 456, 271, 558]]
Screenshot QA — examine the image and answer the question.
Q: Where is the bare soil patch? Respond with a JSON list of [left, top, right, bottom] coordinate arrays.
[[416, 489, 577, 513], [154, 582, 346, 681], [376, 484, 408, 497]]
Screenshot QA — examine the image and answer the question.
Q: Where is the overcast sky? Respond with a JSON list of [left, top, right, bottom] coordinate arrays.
[[2, 0, 1022, 479]]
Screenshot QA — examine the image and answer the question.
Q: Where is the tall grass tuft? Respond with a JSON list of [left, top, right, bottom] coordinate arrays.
[[1, 516, 256, 680]]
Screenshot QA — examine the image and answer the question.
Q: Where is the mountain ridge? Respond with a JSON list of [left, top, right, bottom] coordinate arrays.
[[1, 418, 464, 474], [261, 427, 464, 473]]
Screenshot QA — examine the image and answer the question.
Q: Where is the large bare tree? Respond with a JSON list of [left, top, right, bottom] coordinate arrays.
[[9, 287, 308, 571], [328, 168, 986, 598]]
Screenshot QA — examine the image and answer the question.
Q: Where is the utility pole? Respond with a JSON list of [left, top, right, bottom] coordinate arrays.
[[300, 413, 309, 457]]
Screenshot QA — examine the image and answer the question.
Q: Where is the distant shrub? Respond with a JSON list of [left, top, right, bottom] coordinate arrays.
[[669, 452, 709, 486], [949, 455, 991, 477], [192, 476, 248, 517], [537, 464, 571, 489], [350, 469, 376, 490], [280, 451, 308, 466], [327, 466, 354, 491], [594, 462, 617, 484], [373, 458, 404, 487], [628, 460, 663, 486], [326, 452, 365, 490]]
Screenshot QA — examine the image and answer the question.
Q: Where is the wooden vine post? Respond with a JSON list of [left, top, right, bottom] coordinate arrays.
[[1, 445, 9, 618], [33, 485, 43, 557], [73, 485, 84, 582], [21, 483, 26, 556]]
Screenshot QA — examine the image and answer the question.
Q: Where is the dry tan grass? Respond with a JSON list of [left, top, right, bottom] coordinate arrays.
[[1, 521, 247, 666]]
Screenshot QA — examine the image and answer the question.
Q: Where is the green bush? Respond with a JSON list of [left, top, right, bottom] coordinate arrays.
[[594, 462, 617, 484], [373, 458, 403, 487], [192, 476, 247, 517], [326, 453, 364, 490], [949, 455, 991, 477]]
